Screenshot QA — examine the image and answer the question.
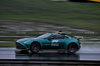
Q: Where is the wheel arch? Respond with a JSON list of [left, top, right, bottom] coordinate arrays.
[[30, 41, 41, 50], [67, 42, 78, 50]]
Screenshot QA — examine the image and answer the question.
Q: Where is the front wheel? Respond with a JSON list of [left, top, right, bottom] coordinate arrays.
[[30, 43, 40, 53], [67, 44, 78, 54], [20, 50, 29, 54]]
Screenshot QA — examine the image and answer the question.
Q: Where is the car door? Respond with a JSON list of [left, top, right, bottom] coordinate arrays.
[[50, 35, 66, 49], [42, 35, 66, 49], [42, 38, 52, 49]]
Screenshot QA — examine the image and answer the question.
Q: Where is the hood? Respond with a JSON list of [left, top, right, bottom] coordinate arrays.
[[16, 37, 40, 42]]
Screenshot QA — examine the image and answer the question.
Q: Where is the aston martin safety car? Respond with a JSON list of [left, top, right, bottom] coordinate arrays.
[[16, 33, 82, 54]]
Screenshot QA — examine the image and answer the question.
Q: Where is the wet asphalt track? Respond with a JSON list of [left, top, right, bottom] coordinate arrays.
[[0, 35, 100, 61], [0, 48, 100, 61]]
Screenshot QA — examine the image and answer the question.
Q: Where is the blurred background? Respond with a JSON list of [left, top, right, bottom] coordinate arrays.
[[0, 0, 100, 47]]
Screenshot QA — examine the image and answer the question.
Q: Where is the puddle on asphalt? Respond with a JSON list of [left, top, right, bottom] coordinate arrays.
[[79, 36, 100, 52]]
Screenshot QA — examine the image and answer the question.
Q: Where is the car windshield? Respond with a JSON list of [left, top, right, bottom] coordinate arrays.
[[37, 33, 52, 39]]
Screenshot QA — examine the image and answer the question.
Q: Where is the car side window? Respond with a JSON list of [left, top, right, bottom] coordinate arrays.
[[52, 35, 65, 39]]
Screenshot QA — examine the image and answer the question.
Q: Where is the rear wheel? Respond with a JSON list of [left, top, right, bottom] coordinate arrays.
[[67, 44, 78, 54], [30, 43, 40, 53]]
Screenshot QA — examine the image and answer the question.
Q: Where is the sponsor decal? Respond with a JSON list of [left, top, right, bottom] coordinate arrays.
[[51, 40, 59, 46]]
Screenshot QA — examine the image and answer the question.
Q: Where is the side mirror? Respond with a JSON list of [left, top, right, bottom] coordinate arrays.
[[48, 37, 54, 41]]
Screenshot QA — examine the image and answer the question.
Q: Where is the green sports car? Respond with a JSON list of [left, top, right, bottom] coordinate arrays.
[[16, 33, 81, 54]]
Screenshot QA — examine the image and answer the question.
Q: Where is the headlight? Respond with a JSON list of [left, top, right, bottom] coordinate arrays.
[[24, 40, 31, 44]]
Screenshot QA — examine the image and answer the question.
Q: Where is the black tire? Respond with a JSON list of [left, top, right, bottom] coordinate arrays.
[[21, 50, 29, 54], [67, 44, 78, 54], [30, 43, 40, 53]]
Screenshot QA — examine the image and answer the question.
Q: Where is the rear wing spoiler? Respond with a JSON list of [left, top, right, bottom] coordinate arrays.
[[73, 36, 83, 40]]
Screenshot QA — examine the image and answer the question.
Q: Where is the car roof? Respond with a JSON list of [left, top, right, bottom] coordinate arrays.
[[49, 33, 66, 36], [46, 33, 70, 38]]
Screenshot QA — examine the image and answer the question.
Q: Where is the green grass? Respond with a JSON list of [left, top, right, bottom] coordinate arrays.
[[0, 43, 15, 47], [0, 0, 100, 32]]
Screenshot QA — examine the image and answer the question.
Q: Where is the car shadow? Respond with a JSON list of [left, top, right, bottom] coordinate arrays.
[[15, 50, 79, 60]]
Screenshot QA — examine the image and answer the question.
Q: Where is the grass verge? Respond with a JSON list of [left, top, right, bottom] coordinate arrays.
[[0, 43, 15, 47], [0, 0, 100, 32]]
